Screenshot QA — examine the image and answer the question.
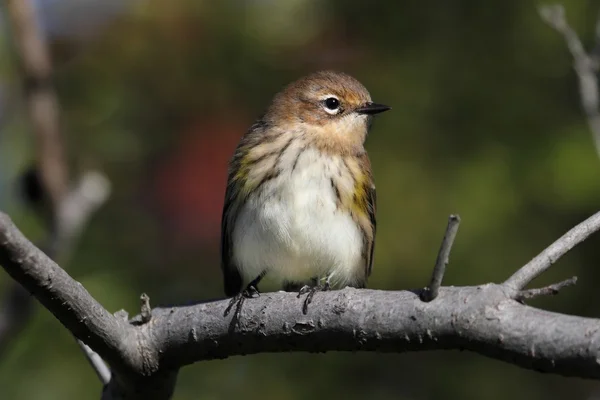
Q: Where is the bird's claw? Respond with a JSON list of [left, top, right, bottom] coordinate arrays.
[[224, 285, 260, 317], [297, 285, 313, 297], [297, 280, 330, 314], [244, 285, 260, 298]]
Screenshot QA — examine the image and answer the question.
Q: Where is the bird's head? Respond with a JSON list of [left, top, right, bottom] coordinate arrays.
[[265, 71, 390, 154]]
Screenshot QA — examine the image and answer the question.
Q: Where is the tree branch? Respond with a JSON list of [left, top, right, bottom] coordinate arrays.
[[4, 0, 68, 213], [0, 3, 598, 399], [503, 210, 600, 290], [1, 209, 600, 399], [421, 214, 460, 302], [0, 171, 110, 357], [0, 213, 132, 375], [52, 171, 111, 258], [78, 339, 111, 385], [516, 276, 578, 301], [539, 4, 600, 157], [0, 0, 112, 382], [148, 286, 600, 380]]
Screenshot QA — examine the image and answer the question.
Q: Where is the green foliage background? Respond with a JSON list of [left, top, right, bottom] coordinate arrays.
[[1, 0, 600, 398]]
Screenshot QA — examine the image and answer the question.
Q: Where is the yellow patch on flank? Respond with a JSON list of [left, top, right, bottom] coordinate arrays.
[[351, 174, 369, 221], [233, 150, 257, 196], [339, 157, 370, 226]]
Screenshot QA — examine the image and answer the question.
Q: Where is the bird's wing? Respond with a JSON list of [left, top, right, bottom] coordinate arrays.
[[220, 119, 267, 296], [220, 182, 242, 297], [354, 152, 377, 281], [365, 179, 377, 278], [365, 166, 377, 277]]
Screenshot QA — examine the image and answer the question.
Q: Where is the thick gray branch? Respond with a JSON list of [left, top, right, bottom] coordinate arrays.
[[1, 209, 600, 400], [143, 284, 599, 380], [0, 213, 133, 374]]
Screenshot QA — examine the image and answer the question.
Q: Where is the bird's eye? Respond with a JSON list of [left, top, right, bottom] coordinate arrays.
[[325, 97, 340, 110], [322, 97, 341, 115]]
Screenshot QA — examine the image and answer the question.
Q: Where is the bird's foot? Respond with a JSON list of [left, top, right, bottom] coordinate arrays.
[[297, 280, 331, 314], [224, 284, 260, 317]]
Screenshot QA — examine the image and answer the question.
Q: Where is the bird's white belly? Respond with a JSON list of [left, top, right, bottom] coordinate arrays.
[[232, 150, 363, 287]]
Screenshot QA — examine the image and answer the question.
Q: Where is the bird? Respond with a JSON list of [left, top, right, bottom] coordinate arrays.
[[221, 70, 390, 314]]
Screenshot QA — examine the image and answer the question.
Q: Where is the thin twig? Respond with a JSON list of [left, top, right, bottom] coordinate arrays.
[[516, 276, 577, 301], [504, 211, 600, 291], [77, 340, 111, 385], [539, 4, 600, 158], [421, 214, 461, 302]]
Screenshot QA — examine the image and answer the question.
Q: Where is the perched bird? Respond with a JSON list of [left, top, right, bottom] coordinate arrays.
[[221, 71, 390, 313]]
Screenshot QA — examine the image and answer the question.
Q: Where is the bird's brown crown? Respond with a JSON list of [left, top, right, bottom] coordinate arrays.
[[264, 71, 376, 154], [266, 71, 372, 125]]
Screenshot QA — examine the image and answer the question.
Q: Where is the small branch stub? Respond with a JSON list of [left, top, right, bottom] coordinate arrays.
[[421, 214, 461, 302], [140, 293, 152, 324], [516, 276, 578, 302]]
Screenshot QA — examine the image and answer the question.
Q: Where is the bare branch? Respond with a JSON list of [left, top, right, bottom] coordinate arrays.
[[0, 213, 131, 372], [0, 171, 110, 356], [504, 211, 600, 291], [421, 214, 460, 302], [1, 0, 112, 379], [141, 286, 600, 381], [539, 4, 600, 158], [1, 209, 600, 400], [0, 4, 599, 398], [51, 171, 111, 258], [516, 276, 577, 301], [4, 0, 68, 212], [77, 339, 111, 385]]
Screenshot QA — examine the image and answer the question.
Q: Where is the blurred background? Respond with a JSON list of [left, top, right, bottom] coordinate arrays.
[[1, 0, 600, 399]]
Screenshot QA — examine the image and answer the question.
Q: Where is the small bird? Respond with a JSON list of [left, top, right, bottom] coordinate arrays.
[[221, 71, 390, 313]]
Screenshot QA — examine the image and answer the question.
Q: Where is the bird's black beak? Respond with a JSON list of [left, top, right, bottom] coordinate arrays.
[[355, 102, 391, 115]]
